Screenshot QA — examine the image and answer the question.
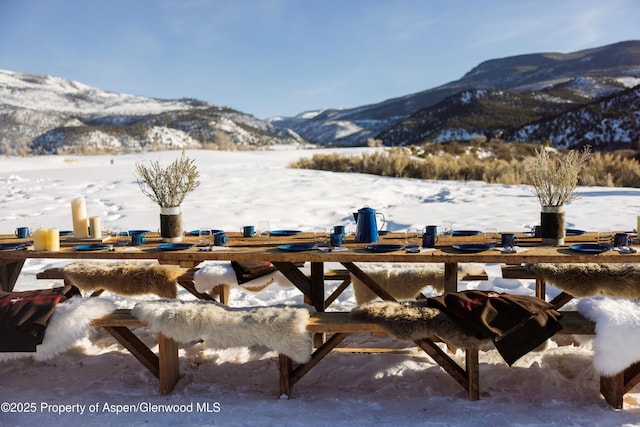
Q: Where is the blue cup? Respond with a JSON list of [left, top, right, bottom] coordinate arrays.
[[214, 232, 228, 246], [15, 227, 30, 238], [422, 232, 438, 248], [501, 233, 518, 250], [614, 233, 629, 247], [241, 225, 255, 237], [130, 231, 146, 246], [330, 232, 343, 247]]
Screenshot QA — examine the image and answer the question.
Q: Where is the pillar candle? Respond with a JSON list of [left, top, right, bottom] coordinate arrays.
[[33, 228, 47, 251], [71, 196, 89, 238], [89, 216, 101, 239], [46, 228, 60, 251]]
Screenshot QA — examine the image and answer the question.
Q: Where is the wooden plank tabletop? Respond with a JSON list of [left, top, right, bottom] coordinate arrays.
[[1, 231, 638, 264]]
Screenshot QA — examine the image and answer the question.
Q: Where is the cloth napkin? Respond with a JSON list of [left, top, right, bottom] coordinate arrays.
[[194, 261, 293, 293]]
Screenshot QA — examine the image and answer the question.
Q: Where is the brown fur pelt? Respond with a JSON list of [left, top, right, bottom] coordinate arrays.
[[351, 263, 485, 305], [526, 263, 640, 298], [351, 300, 488, 349], [63, 262, 184, 299]]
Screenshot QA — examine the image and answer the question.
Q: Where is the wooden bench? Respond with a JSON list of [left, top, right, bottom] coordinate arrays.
[[90, 309, 180, 395], [501, 264, 576, 309], [279, 310, 638, 409]]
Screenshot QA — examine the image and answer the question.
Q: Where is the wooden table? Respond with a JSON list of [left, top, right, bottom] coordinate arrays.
[[1, 230, 637, 309], [1, 230, 638, 406]]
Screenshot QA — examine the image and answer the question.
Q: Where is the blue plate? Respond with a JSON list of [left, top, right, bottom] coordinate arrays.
[[157, 243, 195, 251], [453, 243, 495, 252], [75, 244, 111, 251], [278, 243, 317, 252], [270, 230, 302, 236], [59, 230, 73, 236], [566, 229, 587, 236], [452, 230, 482, 236], [365, 244, 405, 252], [0, 243, 26, 251], [129, 229, 150, 234], [569, 243, 612, 254]]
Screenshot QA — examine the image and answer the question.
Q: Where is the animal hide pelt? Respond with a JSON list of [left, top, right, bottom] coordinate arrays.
[[132, 300, 315, 363], [63, 262, 184, 299], [527, 263, 640, 298], [351, 263, 485, 305], [351, 300, 488, 349], [578, 297, 640, 376], [0, 297, 117, 361]]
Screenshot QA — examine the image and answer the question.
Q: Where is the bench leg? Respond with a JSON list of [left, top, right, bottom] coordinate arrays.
[[600, 361, 640, 409], [601, 373, 624, 409], [279, 354, 293, 397], [158, 332, 180, 395]]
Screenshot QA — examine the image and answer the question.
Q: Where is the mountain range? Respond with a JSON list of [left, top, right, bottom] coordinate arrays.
[[1, 40, 639, 155]]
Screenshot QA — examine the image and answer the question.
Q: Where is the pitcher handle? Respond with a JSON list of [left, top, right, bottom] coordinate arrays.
[[376, 212, 386, 232]]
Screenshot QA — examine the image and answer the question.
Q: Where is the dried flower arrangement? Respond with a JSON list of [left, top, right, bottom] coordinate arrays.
[[527, 146, 591, 207], [135, 151, 201, 208]]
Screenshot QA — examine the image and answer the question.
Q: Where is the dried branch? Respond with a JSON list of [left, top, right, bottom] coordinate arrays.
[[135, 151, 200, 208], [527, 146, 591, 207]]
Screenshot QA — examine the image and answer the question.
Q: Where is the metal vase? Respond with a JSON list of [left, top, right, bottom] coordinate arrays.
[[540, 205, 565, 246], [160, 206, 183, 243]]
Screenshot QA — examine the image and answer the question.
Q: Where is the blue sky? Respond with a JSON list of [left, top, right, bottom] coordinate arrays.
[[1, 0, 638, 119]]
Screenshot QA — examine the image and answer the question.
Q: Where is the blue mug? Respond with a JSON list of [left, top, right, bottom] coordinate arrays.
[[614, 233, 629, 247], [15, 226, 30, 238], [422, 232, 438, 248], [130, 231, 146, 246], [501, 233, 518, 249], [241, 225, 255, 237], [214, 232, 228, 246], [330, 232, 343, 247]]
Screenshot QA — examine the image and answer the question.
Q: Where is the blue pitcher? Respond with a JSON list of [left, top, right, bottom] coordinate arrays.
[[353, 206, 385, 243]]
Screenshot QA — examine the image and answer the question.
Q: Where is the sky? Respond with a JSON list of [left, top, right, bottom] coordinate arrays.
[[1, 0, 639, 119]]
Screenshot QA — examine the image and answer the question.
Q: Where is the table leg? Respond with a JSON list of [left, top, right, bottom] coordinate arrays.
[[1, 260, 25, 292], [444, 262, 458, 294], [309, 262, 325, 312]]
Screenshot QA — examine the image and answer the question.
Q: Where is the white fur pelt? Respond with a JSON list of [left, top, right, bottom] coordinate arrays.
[[577, 297, 640, 376], [352, 263, 485, 305], [63, 261, 184, 299], [527, 263, 640, 298], [0, 297, 117, 362], [132, 300, 315, 363], [193, 261, 291, 294]]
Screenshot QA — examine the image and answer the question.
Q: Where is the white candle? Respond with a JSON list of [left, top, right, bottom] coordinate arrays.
[[89, 216, 101, 239], [71, 196, 89, 238], [46, 228, 60, 251], [33, 228, 47, 251]]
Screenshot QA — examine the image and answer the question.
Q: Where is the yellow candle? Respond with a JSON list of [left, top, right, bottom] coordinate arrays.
[[46, 228, 60, 251], [71, 196, 89, 238], [637, 215, 640, 233], [89, 216, 101, 239], [33, 228, 47, 251]]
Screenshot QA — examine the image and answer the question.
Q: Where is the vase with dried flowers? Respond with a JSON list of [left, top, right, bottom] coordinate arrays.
[[135, 151, 200, 242], [527, 146, 591, 245]]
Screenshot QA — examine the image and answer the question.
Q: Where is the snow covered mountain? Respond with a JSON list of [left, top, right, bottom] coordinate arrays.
[[0, 69, 302, 155], [271, 40, 640, 148]]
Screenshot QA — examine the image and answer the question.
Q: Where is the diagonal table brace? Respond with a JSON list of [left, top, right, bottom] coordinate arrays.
[[1, 260, 25, 292]]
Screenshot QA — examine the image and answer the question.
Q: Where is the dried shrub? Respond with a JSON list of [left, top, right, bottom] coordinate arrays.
[[135, 151, 200, 207], [526, 147, 591, 206]]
